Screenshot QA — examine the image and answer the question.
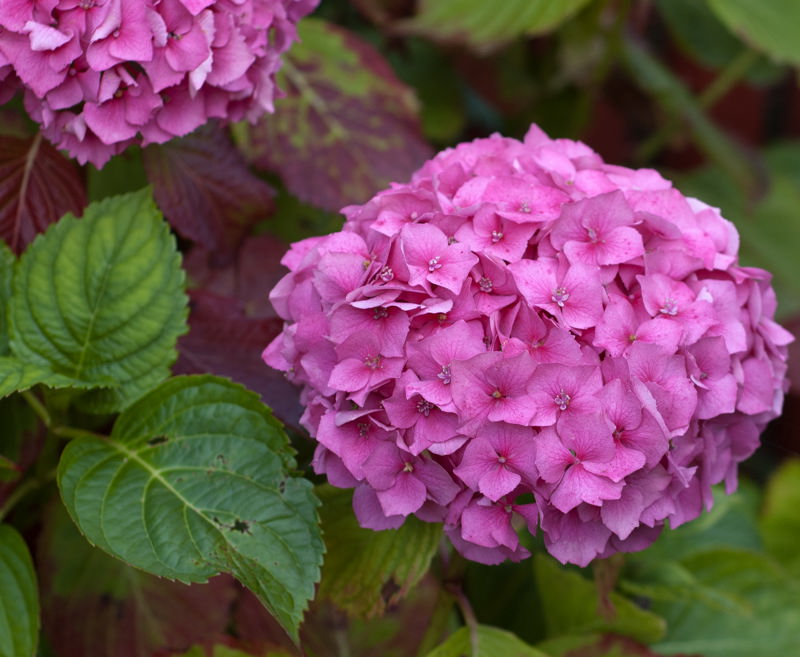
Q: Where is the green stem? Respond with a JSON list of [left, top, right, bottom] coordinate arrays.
[[450, 584, 479, 656], [634, 48, 758, 164], [21, 389, 51, 428], [698, 49, 760, 109], [51, 426, 108, 441], [415, 587, 456, 657], [0, 467, 57, 522]]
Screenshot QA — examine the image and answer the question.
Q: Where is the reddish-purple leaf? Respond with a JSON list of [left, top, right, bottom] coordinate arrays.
[[0, 133, 86, 253], [174, 291, 303, 430], [142, 124, 274, 258], [39, 502, 237, 657], [240, 18, 432, 212], [183, 234, 288, 319]]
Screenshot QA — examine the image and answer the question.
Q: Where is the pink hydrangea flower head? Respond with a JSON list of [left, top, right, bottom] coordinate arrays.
[[264, 124, 792, 567], [0, 0, 318, 167]]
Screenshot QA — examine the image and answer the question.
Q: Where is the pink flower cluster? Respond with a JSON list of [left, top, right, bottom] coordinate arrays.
[[0, 0, 318, 167], [263, 125, 792, 566]]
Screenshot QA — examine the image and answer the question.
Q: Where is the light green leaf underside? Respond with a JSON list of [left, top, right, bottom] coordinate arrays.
[[534, 555, 666, 644], [9, 188, 187, 412], [0, 524, 39, 657], [317, 485, 441, 618], [57, 375, 322, 642], [649, 549, 800, 657], [402, 0, 594, 51], [0, 242, 13, 356], [706, 0, 800, 66], [425, 625, 550, 657]]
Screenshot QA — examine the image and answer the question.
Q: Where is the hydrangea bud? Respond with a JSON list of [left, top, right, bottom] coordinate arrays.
[[264, 125, 792, 566], [0, 0, 319, 167]]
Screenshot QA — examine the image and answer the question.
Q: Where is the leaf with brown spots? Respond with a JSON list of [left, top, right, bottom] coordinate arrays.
[[239, 18, 432, 212], [0, 133, 85, 253]]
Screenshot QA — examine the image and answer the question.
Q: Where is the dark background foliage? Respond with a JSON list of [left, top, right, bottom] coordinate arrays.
[[2, 1, 800, 656]]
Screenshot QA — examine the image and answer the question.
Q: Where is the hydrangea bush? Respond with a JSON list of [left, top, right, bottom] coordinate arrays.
[[0, 0, 318, 167], [264, 124, 792, 566]]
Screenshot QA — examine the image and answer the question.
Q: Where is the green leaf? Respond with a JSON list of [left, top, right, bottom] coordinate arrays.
[[657, 0, 782, 83], [38, 500, 236, 657], [706, 0, 800, 66], [9, 188, 188, 411], [0, 357, 91, 399], [316, 485, 441, 618], [425, 625, 551, 657], [0, 524, 39, 657], [760, 459, 800, 571], [401, 0, 594, 52], [239, 18, 431, 212], [57, 375, 323, 642], [533, 555, 665, 644], [647, 549, 800, 657], [0, 242, 13, 356]]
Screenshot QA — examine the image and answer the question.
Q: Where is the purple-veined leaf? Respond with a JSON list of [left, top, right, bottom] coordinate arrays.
[[239, 18, 432, 212], [174, 291, 303, 431], [0, 133, 85, 254], [143, 124, 274, 257]]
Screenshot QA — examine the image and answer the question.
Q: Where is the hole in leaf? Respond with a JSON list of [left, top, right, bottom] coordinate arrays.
[[381, 578, 401, 606], [147, 435, 168, 446], [231, 519, 251, 534]]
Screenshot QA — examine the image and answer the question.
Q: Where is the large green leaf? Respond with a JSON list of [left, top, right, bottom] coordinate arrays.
[[0, 242, 12, 356], [57, 375, 323, 642], [706, 0, 800, 66], [425, 625, 550, 657], [9, 188, 187, 411], [533, 556, 665, 644], [647, 549, 800, 657], [317, 485, 441, 618], [0, 524, 39, 657], [0, 357, 91, 399], [401, 0, 594, 52], [760, 459, 800, 572]]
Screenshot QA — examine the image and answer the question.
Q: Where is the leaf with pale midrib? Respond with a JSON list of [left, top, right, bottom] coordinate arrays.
[[57, 375, 323, 642], [9, 188, 187, 411], [0, 524, 39, 657]]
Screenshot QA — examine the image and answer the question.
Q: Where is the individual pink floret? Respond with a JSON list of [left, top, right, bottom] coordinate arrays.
[[264, 124, 791, 566]]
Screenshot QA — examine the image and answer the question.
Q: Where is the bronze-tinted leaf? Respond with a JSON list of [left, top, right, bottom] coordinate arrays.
[[143, 124, 274, 258], [240, 18, 432, 212], [174, 291, 302, 431], [0, 134, 85, 253], [39, 501, 236, 657]]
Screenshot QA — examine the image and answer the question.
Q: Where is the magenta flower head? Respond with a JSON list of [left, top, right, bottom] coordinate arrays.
[[263, 125, 792, 567], [0, 0, 319, 167]]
